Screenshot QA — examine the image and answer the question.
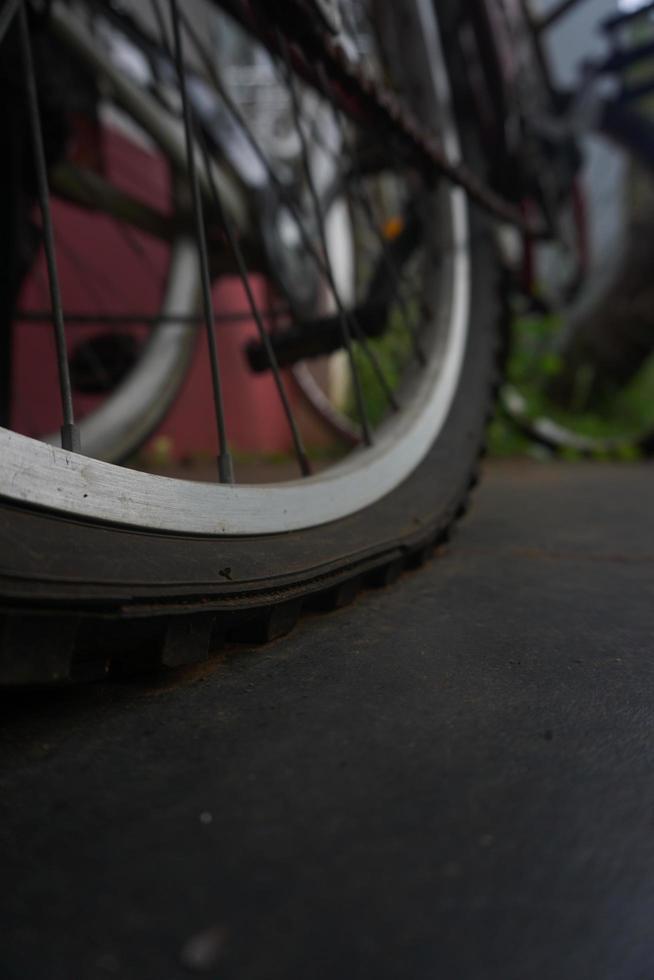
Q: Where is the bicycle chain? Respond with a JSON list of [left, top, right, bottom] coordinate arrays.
[[261, 0, 545, 237]]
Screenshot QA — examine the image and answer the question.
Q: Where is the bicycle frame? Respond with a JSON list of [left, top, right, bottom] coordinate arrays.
[[453, 0, 654, 186], [442, 0, 562, 201]]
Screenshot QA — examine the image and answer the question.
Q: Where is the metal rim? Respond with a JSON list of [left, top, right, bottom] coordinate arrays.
[[0, 0, 471, 535]]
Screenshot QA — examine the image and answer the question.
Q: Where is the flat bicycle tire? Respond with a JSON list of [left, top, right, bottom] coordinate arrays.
[[0, 0, 503, 684]]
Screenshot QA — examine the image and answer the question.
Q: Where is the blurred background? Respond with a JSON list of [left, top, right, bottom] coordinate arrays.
[[490, 0, 654, 457]]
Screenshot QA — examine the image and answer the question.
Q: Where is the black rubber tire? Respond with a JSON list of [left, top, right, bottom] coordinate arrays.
[[0, 4, 503, 684], [0, 207, 502, 684]]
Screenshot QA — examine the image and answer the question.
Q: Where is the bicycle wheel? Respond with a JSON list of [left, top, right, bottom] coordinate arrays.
[[496, 5, 654, 458], [0, 0, 502, 684]]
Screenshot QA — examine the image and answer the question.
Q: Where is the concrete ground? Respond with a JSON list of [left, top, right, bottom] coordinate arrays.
[[1, 462, 652, 980]]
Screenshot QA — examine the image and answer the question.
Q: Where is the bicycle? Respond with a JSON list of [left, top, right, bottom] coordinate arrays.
[[498, 0, 654, 456], [0, 0, 597, 684]]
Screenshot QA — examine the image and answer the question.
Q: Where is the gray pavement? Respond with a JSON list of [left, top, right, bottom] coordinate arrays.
[[1, 462, 653, 980]]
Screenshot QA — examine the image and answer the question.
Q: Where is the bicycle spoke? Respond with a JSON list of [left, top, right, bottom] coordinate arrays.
[[11, 0, 424, 470], [168, 0, 233, 483], [179, 9, 401, 441], [270, 57, 420, 311], [0, 0, 485, 556], [313, 9, 429, 363], [196, 133, 312, 478], [284, 31, 399, 411], [18, 1, 79, 452], [148, 0, 310, 475], [353, 184, 426, 363], [314, 61, 426, 366], [278, 32, 404, 434]]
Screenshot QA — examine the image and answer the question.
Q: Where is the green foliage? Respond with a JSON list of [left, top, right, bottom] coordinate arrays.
[[345, 304, 653, 459], [490, 313, 654, 457]]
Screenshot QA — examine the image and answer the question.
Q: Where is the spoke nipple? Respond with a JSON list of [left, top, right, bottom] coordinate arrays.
[[61, 423, 81, 454], [362, 426, 374, 448], [218, 452, 234, 485]]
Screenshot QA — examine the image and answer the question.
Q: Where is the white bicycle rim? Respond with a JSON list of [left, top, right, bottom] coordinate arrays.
[[0, 0, 471, 536]]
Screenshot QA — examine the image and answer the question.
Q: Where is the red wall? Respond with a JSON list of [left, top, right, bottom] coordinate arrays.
[[12, 126, 324, 462]]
